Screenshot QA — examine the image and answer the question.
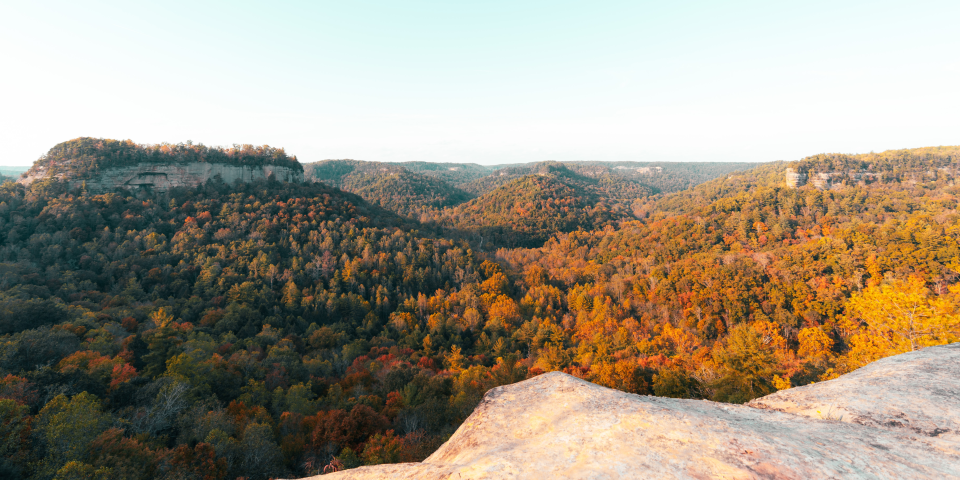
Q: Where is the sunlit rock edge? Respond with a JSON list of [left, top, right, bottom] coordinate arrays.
[[298, 343, 960, 479]]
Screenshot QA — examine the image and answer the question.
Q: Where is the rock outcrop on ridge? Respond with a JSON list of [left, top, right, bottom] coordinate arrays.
[[303, 343, 960, 479], [18, 162, 303, 192]]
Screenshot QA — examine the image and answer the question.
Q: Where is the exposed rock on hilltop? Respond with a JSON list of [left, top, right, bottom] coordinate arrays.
[[749, 342, 960, 439], [783, 145, 960, 189], [18, 137, 304, 191], [306, 344, 960, 480], [21, 162, 303, 191]]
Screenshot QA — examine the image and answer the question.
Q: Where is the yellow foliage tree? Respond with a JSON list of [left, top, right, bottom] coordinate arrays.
[[445, 345, 465, 372], [797, 327, 834, 365], [710, 323, 780, 403], [771, 374, 791, 391], [656, 323, 699, 359], [149, 307, 175, 328], [840, 278, 960, 371], [487, 295, 521, 327]]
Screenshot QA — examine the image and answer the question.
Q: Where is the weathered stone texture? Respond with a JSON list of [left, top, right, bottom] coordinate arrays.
[[19, 162, 303, 191], [748, 342, 960, 439], [300, 344, 960, 480]]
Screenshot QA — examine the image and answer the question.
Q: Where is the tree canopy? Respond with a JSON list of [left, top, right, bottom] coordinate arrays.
[[0, 143, 957, 478]]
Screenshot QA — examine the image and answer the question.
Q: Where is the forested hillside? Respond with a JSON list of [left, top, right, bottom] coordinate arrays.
[[305, 158, 756, 227], [0, 143, 957, 479], [568, 160, 757, 193], [302, 160, 472, 218], [796, 145, 959, 174], [433, 164, 641, 248], [398, 162, 492, 186], [458, 161, 754, 197], [305, 159, 728, 249]]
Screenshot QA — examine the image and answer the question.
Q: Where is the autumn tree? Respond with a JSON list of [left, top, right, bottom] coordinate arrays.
[[840, 278, 960, 371], [36, 392, 113, 477], [710, 324, 780, 403]]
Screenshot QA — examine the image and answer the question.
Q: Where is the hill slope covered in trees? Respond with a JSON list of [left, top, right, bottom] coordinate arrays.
[[0, 142, 956, 479], [455, 160, 756, 197], [434, 163, 637, 248], [302, 160, 472, 219], [304, 158, 758, 225]]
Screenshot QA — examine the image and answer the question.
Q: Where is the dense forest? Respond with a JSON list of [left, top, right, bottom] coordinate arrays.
[[0, 143, 957, 479], [434, 164, 631, 248], [453, 160, 755, 197], [306, 157, 752, 216], [797, 145, 959, 174], [397, 162, 492, 186], [302, 161, 472, 218], [306, 159, 752, 248]]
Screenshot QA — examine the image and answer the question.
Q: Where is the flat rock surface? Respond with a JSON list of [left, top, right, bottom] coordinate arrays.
[[303, 347, 960, 480], [748, 342, 960, 438]]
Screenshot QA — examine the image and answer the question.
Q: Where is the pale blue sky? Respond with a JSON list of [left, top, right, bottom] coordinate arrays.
[[1, 1, 957, 166]]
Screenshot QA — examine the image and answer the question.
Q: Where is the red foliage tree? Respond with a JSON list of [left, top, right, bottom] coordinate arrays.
[[311, 405, 389, 451]]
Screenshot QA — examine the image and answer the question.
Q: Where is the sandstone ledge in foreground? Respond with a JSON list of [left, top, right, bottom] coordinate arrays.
[[301, 344, 960, 480], [748, 342, 960, 439]]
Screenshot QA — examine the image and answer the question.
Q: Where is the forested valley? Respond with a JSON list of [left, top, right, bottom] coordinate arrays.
[[0, 140, 958, 479]]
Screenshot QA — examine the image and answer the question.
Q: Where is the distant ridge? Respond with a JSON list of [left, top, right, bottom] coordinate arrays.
[[304, 158, 758, 242], [443, 164, 628, 247], [302, 159, 472, 218]]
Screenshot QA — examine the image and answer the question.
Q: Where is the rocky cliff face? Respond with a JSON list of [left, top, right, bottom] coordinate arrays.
[[302, 343, 960, 480], [18, 162, 303, 191]]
